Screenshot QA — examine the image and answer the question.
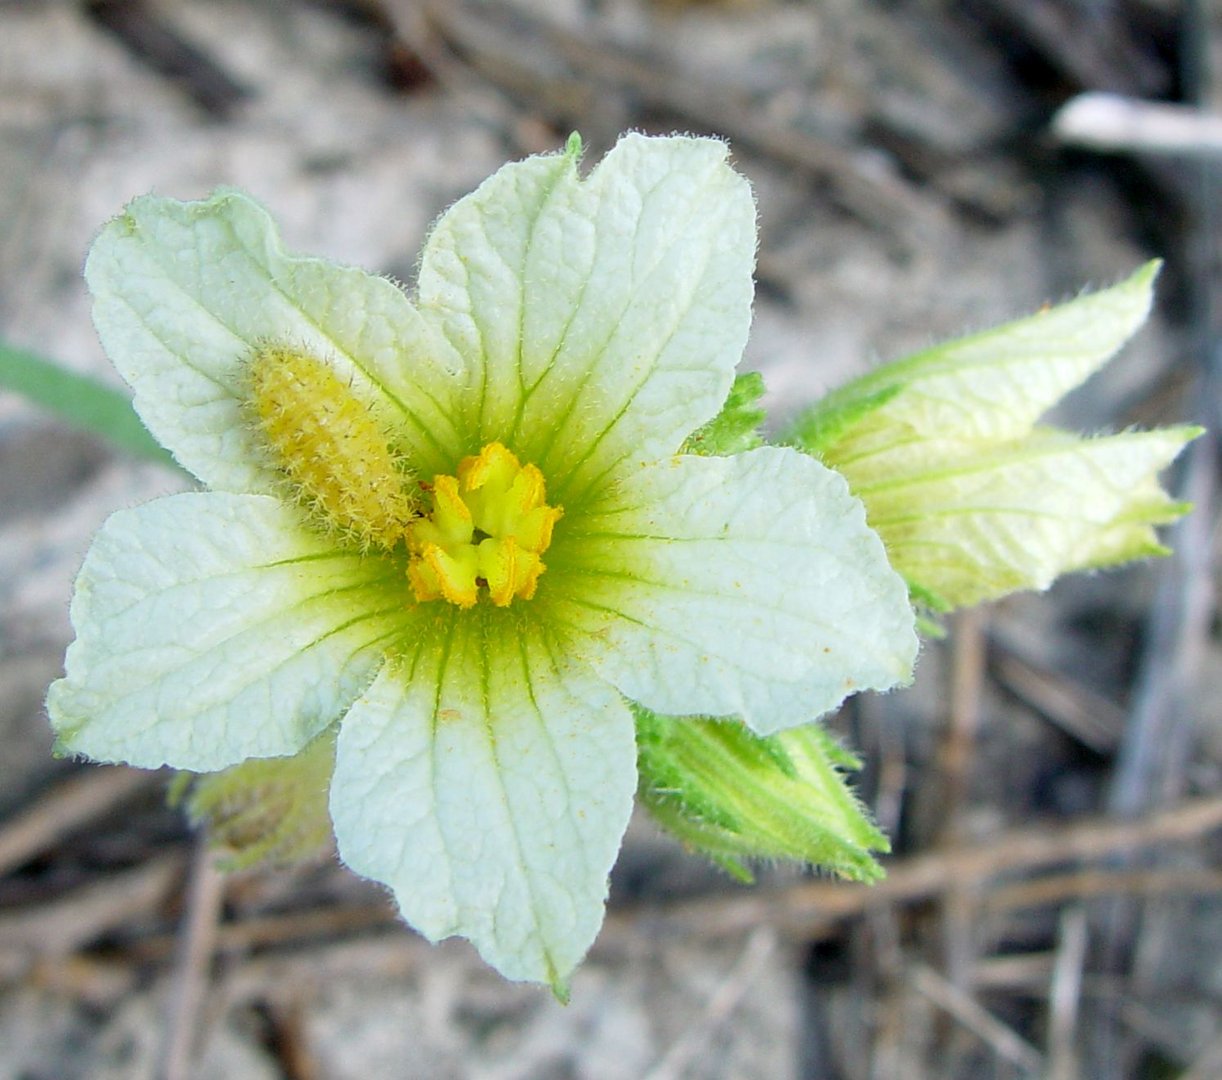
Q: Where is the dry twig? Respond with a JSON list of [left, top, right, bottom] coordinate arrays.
[[97, 802, 1222, 981], [85, 0, 250, 116], [1053, 93, 1222, 159], [983, 867, 1222, 914], [643, 927, 777, 1080], [386, 0, 942, 246], [0, 854, 182, 967], [126, 895, 400, 964], [937, 608, 988, 995], [0, 766, 156, 879], [611, 796, 1222, 942], [962, 0, 1169, 95], [159, 835, 227, 1080], [1047, 906, 1088, 1080], [989, 643, 1125, 755], [938, 608, 988, 844], [910, 963, 1044, 1074]]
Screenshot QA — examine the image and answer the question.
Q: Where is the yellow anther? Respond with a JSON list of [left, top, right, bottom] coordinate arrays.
[[457, 440, 518, 491], [407, 476, 473, 552], [410, 543, 479, 609], [406, 442, 562, 608], [248, 345, 415, 550], [514, 503, 561, 552], [479, 536, 522, 607]]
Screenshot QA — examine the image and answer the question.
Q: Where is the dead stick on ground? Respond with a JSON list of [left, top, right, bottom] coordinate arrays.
[[939, 608, 988, 993], [75, 863, 1216, 1008], [939, 608, 988, 844], [0, 855, 182, 961], [104, 811, 1221, 976], [989, 639, 1124, 754], [98, 854, 1215, 1008], [0, 767, 155, 878], [984, 867, 1222, 914], [643, 927, 777, 1080], [124, 898, 400, 963], [610, 796, 1222, 941], [1047, 906, 1088, 1080], [159, 834, 226, 1080], [911, 963, 1044, 1074]]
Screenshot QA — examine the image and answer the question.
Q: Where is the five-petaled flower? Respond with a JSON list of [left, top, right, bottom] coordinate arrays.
[[47, 134, 917, 991]]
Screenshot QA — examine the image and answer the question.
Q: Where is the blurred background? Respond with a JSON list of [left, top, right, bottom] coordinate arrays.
[[0, 1, 1219, 1077]]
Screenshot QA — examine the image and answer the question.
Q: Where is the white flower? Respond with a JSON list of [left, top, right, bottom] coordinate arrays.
[[47, 134, 917, 991]]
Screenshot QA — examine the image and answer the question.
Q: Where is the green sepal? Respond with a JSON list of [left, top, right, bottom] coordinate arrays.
[[550, 977, 572, 1007], [907, 580, 952, 614], [174, 727, 337, 871], [859, 426, 1200, 608], [634, 706, 888, 884], [915, 614, 948, 639], [907, 581, 951, 639], [682, 371, 766, 456], [780, 383, 900, 457]]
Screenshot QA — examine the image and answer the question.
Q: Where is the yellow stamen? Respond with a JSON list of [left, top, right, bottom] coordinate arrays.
[[248, 345, 415, 550], [406, 442, 562, 608]]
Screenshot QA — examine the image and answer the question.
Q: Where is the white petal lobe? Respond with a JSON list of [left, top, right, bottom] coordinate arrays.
[[551, 448, 918, 734], [85, 191, 464, 491], [330, 613, 636, 987], [47, 493, 408, 770], [417, 133, 756, 501]]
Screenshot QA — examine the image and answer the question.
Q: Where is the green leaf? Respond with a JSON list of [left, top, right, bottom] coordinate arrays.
[[635, 707, 889, 884], [682, 371, 767, 456], [0, 342, 177, 467]]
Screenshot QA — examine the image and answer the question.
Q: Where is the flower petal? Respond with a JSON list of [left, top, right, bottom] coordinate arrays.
[[47, 493, 410, 771], [797, 262, 1159, 478], [860, 426, 1199, 608], [416, 133, 756, 503], [329, 610, 636, 990], [85, 191, 465, 492], [548, 448, 918, 735]]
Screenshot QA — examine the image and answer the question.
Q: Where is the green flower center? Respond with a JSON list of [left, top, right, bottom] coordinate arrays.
[[406, 442, 563, 608], [247, 346, 561, 608]]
